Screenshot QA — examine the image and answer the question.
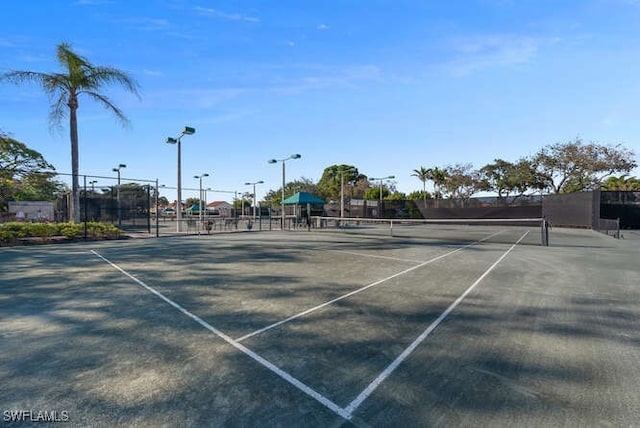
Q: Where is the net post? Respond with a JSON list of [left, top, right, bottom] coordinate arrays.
[[541, 217, 549, 247], [390, 219, 394, 237], [616, 217, 620, 239]]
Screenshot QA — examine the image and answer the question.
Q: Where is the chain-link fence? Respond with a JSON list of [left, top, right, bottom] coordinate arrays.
[[2, 171, 156, 235]]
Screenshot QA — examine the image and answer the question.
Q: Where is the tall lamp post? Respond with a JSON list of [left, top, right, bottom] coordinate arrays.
[[194, 173, 209, 230], [339, 167, 357, 218], [268, 154, 301, 230], [89, 180, 98, 193], [369, 175, 395, 218], [244, 180, 264, 221], [112, 164, 126, 227], [166, 126, 196, 232]]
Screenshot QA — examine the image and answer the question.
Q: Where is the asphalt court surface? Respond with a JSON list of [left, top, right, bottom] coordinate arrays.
[[1, 227, 639, 427]]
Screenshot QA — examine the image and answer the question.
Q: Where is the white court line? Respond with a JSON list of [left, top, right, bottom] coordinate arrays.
[[234, 230, 505, 343], [90, 250, 352, 421], [343, 231, 529, 417]]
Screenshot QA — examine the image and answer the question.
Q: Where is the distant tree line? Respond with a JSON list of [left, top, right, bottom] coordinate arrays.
[[262, 138, 638, 207], [1, 130, 637, 214]]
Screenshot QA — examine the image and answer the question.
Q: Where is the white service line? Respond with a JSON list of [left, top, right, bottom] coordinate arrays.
[[234, 230, 505, 342], [90, 250, 352, 421], [343, 231, 529, 417]]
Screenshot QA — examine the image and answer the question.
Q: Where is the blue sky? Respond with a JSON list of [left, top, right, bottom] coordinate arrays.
[[1, 0, 639, 203]]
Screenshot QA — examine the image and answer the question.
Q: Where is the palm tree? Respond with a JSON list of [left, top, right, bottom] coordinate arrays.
[[1, 42, 140, 222], [411, 166, 431, 206], [601, 175, 640, 191], [430, 166, 447, 207]]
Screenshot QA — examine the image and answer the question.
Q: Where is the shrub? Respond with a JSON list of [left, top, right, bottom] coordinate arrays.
[[25, 222, 58, 241], [1, 222, 29, 238], [58, 222, 81, 239], [0, 221, 121, 244], [0, 226, 18, 245], [86, 222, 122, 239]]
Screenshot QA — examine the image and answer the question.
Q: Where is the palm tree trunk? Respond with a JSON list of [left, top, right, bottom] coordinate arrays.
[[422, 180, 426, 207], [69, 101, 80, 223]]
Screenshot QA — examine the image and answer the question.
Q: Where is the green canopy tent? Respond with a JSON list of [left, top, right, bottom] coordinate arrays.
[[282, 192, 326, 227], [186, 204, 202, 214]]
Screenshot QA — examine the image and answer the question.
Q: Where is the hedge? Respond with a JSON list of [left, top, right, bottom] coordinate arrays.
[[0, 222, 123, 245]]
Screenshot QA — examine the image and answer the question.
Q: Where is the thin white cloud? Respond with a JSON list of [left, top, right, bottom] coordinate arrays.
[[142, 69, 163, 77], [0, 38, 16, 47], [317, 24, 329, 30], [268, 64, 384, 95], [195, 6, 259, 23], [443, 34, 541, 76], [115, 17, 170, 31], [74, 0, 113, 5]]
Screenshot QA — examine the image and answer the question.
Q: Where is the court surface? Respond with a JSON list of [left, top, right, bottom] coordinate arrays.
[[1, 226, 639, 427]]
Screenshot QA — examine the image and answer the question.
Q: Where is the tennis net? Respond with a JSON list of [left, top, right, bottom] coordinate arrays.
[[595, 217, 620, 239], [313, 217, 550, 246]]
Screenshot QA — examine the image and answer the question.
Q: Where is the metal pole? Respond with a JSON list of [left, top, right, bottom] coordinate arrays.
[[379, 180, 383, 218], [253, 183, 257, 222], [117, 170, 121, 227], [176, 138, 182, 233], [83, 175, 88, 239], [281, 161, 285, 230], [199, 176, 203, 234], [155, 179, 159, 238], [341, 171, 345, 218]]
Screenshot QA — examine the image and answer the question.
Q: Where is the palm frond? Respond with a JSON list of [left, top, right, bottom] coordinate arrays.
[[89, 66, 141, 98], [48, 93, 68, 130], [82, 91, 131, 126]]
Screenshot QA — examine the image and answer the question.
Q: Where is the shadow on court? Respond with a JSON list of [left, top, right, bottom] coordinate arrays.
[[0, 229, 638, 427]]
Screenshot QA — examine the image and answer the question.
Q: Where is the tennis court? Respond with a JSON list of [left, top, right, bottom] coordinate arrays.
[[1, 224, 639, 426]]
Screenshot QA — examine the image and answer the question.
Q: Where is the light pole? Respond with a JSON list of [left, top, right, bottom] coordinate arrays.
[[194, 173, 209, 232], [369, 175, 395, 218], [244, 180, 264, 221], [166, 126, 196, 232], [112, 164, 126, 227], [204, 187, 212, 211], [339, 167, 357, 218], [89, 180, 98, 193], [268, 154, 301, 230]]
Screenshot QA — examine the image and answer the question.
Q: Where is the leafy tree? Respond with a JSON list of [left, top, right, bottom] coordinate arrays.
[[316, 165, 361, 201], [263, 177, 319, 206], [430, 166, 447, 206], [0, 135, 62, 210], [157, 196, 170, 207], [1, 42, 140, 222], [364, 184, 393, 200], [351, 176, 371, 199], [406, 190, 432, 201], [480, 158, 544, 199], [185, 197, 200, 207], [411, 166, 432, 205], [601, 175, 640, 191], [0, 134, 54, 176], [442, 163, 485, 203], [387, 191, 406, 201], [533, 138, 636, 193]]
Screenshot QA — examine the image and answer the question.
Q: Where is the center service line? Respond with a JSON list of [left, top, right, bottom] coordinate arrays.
[[235, 230, 505, 343], [90, 250, 352, 421], [343, 231, 529, 417]]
